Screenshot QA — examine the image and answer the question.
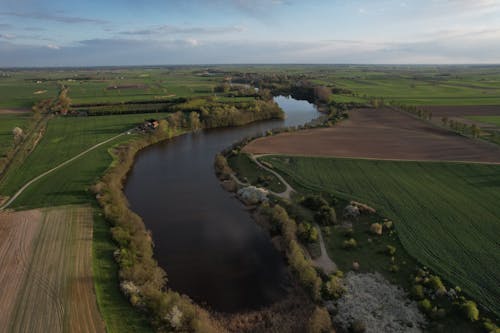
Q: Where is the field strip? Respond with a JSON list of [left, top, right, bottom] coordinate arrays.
[[0, 130, 130, 210], [0, 205, 105, 333], [255, 153, 500, 166]]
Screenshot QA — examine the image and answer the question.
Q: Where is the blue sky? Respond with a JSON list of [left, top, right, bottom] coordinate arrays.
[[1, 0, 499, 66]]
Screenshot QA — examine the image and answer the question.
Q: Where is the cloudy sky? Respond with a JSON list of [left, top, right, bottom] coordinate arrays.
[[0, 0, 499, 66]]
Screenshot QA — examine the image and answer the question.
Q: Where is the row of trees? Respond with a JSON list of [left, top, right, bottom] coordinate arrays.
[[92, 121, 222, 332], [441, 117, 481, 138]]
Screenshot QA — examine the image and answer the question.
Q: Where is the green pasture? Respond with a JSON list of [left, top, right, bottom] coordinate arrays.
[[467, 116, 500, 126], [262, 155, 500, 317], [0, 113, 162, 207], [0, 113, 32, 156]]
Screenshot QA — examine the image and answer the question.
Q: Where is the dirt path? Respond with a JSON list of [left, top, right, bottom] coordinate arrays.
[[0, 130, 130, 210], [313, 224, 337, 274], [248, 154, 337, 274], [252, 154, 295, 199]]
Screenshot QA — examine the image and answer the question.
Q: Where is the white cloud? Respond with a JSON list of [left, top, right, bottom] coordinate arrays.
[[46, 44, 60, 50]]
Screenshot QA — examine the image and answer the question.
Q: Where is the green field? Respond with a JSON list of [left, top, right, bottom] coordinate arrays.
[[0, 113, 162, 208], [467, 116, 500, 126], [228, 153, 286, 193], [0, 113, 32, 155], [262, 155, 500, 317]]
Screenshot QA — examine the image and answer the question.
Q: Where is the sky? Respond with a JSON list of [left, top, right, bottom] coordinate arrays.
[[0, 0, 499, 66]]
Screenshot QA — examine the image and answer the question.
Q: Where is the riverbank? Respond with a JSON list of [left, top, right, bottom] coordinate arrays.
[[91, 98, 314, 331]]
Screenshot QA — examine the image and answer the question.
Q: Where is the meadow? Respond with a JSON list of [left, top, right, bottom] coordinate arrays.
[[467, 115, 500, 126], [0, 113, 163, 208], [0, 113, 32, 156], [262, 155, 500, 318]]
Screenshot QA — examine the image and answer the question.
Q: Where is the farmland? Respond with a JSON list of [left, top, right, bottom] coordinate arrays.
[[260, 155, 500, 318], [244, 108, 500, 163], [0, 113, 171, 209], [0, 205, 105, 333], [467, 116, 500, 126], [0, 112, 32, 156]]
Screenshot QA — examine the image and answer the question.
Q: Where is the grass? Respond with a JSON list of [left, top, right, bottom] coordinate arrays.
[[228, 153, 286, 193], [0, 113, 32, 156], [92, 206, 153, 333], [0, 113, 162, 207], [262, 155, 500, 318], [466, 115, 500, 126]]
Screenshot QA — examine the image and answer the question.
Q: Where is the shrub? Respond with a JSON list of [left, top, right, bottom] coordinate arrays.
[[323, 275, 345, 300], [314, 205, 337, 225], [307, 306, 333, 333], [342, 238, 357, 250], [462, 300, 479, 322], [428, 275, 446, 296], [386, 245, 396, 256], [301, 195, 328, 210], [411, 284, 425, 300], [298, 222, 318, 243], [419, 299, 432, 313], [389, 264, 399, 273], [370, 223, 383, 235]]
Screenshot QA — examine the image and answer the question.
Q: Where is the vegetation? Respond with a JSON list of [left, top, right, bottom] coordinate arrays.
[[262, 155, 500, 319]]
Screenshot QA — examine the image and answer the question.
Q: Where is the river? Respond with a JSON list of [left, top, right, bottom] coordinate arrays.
[[124, 96, 321, 312]]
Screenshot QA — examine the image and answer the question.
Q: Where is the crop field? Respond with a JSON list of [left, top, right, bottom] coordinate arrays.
[[244, 108, 500, 163], [467, 115, 500, 126], [261, 155, 500, 317], [0, 205, 105, 333], [0, 112, 32, 156], [305, 65, 500, 105], [0, 114, 164, 206]]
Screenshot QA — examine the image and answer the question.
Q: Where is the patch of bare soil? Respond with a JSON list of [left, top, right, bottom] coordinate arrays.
[[0, 109, 31, 114], [0, 206, 105, 333], [424, 105, 500, 117], [0, 209, 43, 332], [243, 108, 500, 164]]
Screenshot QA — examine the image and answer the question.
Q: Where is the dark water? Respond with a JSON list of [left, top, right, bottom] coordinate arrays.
[[124, 96, 320, 312]]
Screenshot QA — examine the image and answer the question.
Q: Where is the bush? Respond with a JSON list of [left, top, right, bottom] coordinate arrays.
[[428, 275, 446, 296], [386, 245, 396, 256], [370, 223, 383, 235], [462, 300, 479, 322], [342, 238, 357, 250], [323, 275, 345, 300], [301, 195, 328, 210], [298, 222, 318, 243], [411, 284, 425, 300], [314, 205, 337, 225], [307, 306, 333, 333], [419, 299, 432, 313]]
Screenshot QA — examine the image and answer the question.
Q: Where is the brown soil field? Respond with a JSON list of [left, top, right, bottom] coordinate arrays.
[[0, 206, 105, 333], [424, 105, 500, 117], [0, 109, 31, 114], [243, 108, 500, 163]]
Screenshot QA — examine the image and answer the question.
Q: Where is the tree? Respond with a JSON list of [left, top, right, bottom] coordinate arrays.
[[314, 86, 332, 103], [189, 111, 201, 131], [462, 301, 479, 322], [314, 205, 337, 225], [12, 127, 24, 145]]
